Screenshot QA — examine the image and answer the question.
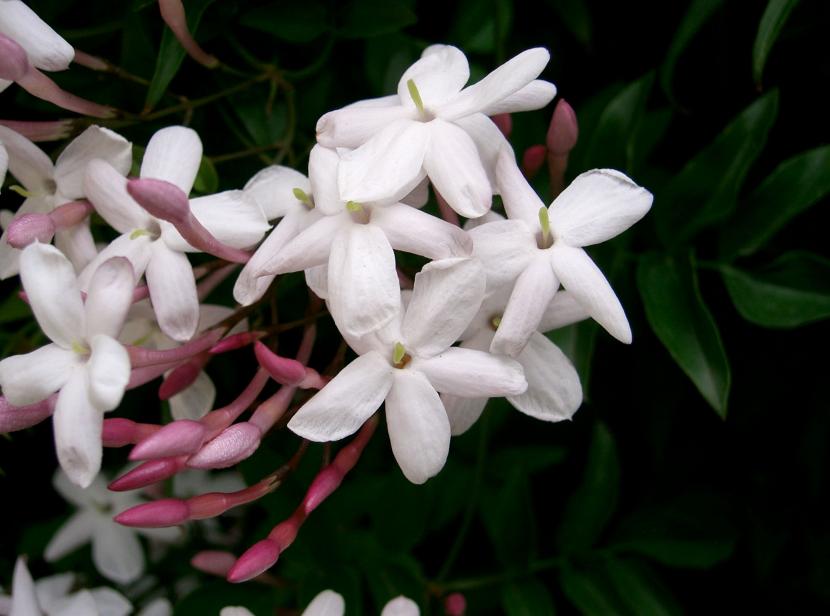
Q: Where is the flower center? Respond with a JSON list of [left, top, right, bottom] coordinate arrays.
[[392, 341, 411, 369], [345, 200, 370, 224], [537, 206, 553, 249], [293, 187, 315, 210]]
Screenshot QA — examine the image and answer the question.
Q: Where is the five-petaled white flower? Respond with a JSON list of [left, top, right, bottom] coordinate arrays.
[[222, 589, 419, 616]]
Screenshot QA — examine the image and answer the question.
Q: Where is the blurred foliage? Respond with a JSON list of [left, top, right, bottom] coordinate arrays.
[[1, 0, 829, 614]]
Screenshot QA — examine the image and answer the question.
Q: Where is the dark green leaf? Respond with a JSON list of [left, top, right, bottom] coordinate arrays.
[[720, 145, 830, 258], [548, 320, 597, 394], [560, 566, 623, 616], [240, 1, 328, 43], [0, 293, 31, 324], [722, 252, 830, 328], [193, 156, 218, 194], [655, 90, 779, 245], [364, 33, 420, 95], [556, 422, 619, 553], [450, 0, 513, 55], [660, 0, 724, 100], [637, 253, 730, 416], [501, 578, 556, 616], [753, 0, 800, 86], [545, 0, 592, 47], [145, 0, 216, 110], [481, 469, 536, 565], [490, 445, 567, 478], [604, 557, 681, 616], [338, 0, 416, 39]]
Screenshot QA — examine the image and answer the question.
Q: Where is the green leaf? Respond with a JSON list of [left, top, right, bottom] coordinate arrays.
[[338, 0, 416, 39], [545, 0, 592, 47], [753, 0, 800, 86], [481, 469, 536, 565], [450, 0, 512, 55], [0, 293, 31, 324], [655, 90, 779, 246], [548, 320, 598, 394], [722, 252, 830, 328], [720, 145, 830, 258], [560, 566, 623, 616], [145, 0, 216, 110], [637, 253, 730, 416], [501, 578, 556, 616], [604, 557, 681, 616], [556, 422, 619, 553], [660, 0, 724, 100], [240, 1, 328, 43], [193, 156, 218, 194], [490, 445, 567, 478]]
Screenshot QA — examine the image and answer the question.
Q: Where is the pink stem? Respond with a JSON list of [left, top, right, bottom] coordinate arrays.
[[126, 329, 223, 367], [17, 67, 115, 118], [0, 119, 73, 142], [158, 0, 219, 69], [0, 395, 56, 433], [197, 263, 238, 300]]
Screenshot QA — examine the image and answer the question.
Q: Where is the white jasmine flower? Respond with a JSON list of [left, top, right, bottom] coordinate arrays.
[[221, 589, 418, 616], [81, 126, 269, 341], [0, 124, 131, 278], [0, 140, 7, 189], [0, 243, 134, 487], [288, 257, 527, 484], [317, 45, 556, 217]]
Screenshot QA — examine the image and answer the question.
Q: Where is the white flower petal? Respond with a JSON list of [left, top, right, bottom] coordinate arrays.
[[550, 244, 631, 343], [415, 347, 526, 397], [0, 343, 76, 405], [304, 264, 328, 300], [53, 368, 103, 488], [44, 511, 95, 561], [423, 119, 491, 218], [398, 44, 469, 109], [308, 144, 345, 215], [538, 290, 589, 332], [220, 608, 255, 616], [338, 120, 429, 205], [491, 254, 558, 357], [328, 223, 401, 338], [140, 126, 202, 194], [481, 79, 557, 115], [257, 212, 341, 275], [92, 520, 144, 584], [316, 96, 415, 149], [469, 219, 536, 288], [287, 351, 393, 441], [385, 369, 450, 484], [401, 176, 430, 208], [20, 242, 85, 348], [54, 126, 131, 200], [495, 146, 545, 227], [0, 197, 49, 280], [89, 587, 132, 616], [402, 257, 484, 357], [301, 590, 346, 616], [452, 113, 510, 191], [169, 371, 215, 420], [51, 591, 99, 616], [243, 164, 309, 220], [0, 0, 74, 71], [77, 232, 152, 291], [439, 48, 550, 121], [442, 394, 487, 436], [136, 598, 173, 616], [53, 223, 97, 273], [84, 159, 155, 234], [86, 335, 130, 411], [145, 242, 199, 341], [381, 596, 420, 616], [0, 142, 7, 187], [507, 332, 582, 422], [52, 469, 109, 508], [373, 203, 472, 260], [549, 169, 653, 247], [34, 572, 75, 611], [85, 257, 135, 339], [0, 125, 53, 193], [10, 558, 40, 616]]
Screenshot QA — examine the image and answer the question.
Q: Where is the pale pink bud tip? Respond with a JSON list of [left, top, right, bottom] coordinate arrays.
[[210, 331, 264, 354], [130, 419, 206, 460], [6, 214, 56, 248], [547, 99, 579, 155], [491, 113, 512, 138], [191, 550, 236, 577], [522, 145, 547, 180], [108, 457, 184, 491], [0, 35, 29, 81], [303, 467, 341, 514], [227, 539, 280, 583], [115, 498, 189, 527], [445, 593, 467, 616], [0, 396, 55, 433], [102, 418, 139, 447], [254, 342, 306, 385], [187, 422, 261, 469], [127, 177, 191, 223]]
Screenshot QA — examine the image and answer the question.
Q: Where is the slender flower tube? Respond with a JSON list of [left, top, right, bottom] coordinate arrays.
[[158, 0, 219, 69], [0, 394, 56, 433], [0, 119, 74, 141], [546, 99, 579, 197]]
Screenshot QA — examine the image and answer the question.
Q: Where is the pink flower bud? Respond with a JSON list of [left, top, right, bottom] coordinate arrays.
[[254, 342, 306, 384], [127, 329, 223, 367], [102, 417, 161, 447], [521, 145, 547, 180], [491, 113, 512, 138], [0, 34, 29, 81], [129, 419, 207, 460], [191, 551, 236, 577], [5, 214, 55, 248], [48, 200, 94, 228], [444, 593, 467, 616], [158, 359, 203, 400], [115, 498, 189, 527], [16, 68, 116, 118], [0, 119, 74, 142], [546, 99, 578, 155], [209, 331, 264, 354], [186, 422, 261, 469], [108, 456, 186, 491], [0, 395, 55, 433], [303, 467, 342, 514], [227, 539, 280, 583], [127, 177, 191, 223], [158, 0, 219, 69]]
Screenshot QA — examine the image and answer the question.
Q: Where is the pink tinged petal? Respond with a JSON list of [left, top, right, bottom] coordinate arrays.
[[0, 395, 55, 432], [385, 369, 450, 484], [338, 120, 429, 205], [508, 332, 582, 422], [0, 124, 53, 193], [0, 0, 74, 71], [415, 347, 526, 397], [287, 351, 393, 442], [397, 44, 470, 109], [402, 257, 485, 357], [140, 126, 202, 194], [53, 126, 132, 200], [469, 219, 536, 287], [438, 47, 551, 121], [381, 596, 420, 616], [0, 33, 28, 81], [423, 119, 491, 218], [146, 243, 199, 341], [316, 97, 416, 149], [301, 590, 346, 616], [491, 255, 559, 357], [442, 394, 487, 436], [549, 169, 653, 247], [53, 368, 103, 488], [77, 232, 153, 291], [0, 343, 76, 405], [243, 165, 310, 220], [170, 371, 215, 420], [327, 223, 401, 338], [19, 242, 85, 348], [84, 159, 155, 234], [10, 558, 40, 616], [257, 213, 341, 275], [495, 147, 545, 227], [480, 79, 557, 115], [374, 203, 473, 260], [539, 290, 589, 332], [85, 257, 135, 338], [308, 144, 346, 215], [550, 244, 631, 343], [86, 335, 130, 410], [53, 223, 96, 272], [44, 511, 95, 561], [92, 520, 144, 584]]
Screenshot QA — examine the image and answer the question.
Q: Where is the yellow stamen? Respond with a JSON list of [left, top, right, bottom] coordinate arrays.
[[293, 187, 314, 208], [407, 79, 425, 114], [9, 185, 31, 198], [346, 200, 363, 213], [393, 342, 406, 365]]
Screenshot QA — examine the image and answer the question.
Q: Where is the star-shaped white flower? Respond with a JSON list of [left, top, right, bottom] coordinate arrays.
[[222, 590, 419, 616], [0, 243, 134, 487], [317, 45, 556, 217]]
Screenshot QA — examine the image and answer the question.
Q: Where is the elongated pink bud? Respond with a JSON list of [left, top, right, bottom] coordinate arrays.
[[48, 200, 94, 228], [17, 68, 116, 118], [72, 50, 109, 71], [127, 329, 223, 367], [248, 386, 294, 434], [227, 538, 280, 583], [158, 354, 207, 400], [158, 0, 219, 69], [0, 395, 55, 433], [130, 419, 206, 460], [6, 214, 55, 248], [303, 467, 340, 514], [115, 498, 189, 527], [522, 144, 547, 180], [192, 551, 236, 577], [0, 119, 74, 142], [108, 456, 186, 491], [546, 99, 578, 155], [445, 593, 467, 616], [0, 34, 29, 81], [209, 331, 265, 354], [187, 422, 261, 469], [102, 418, 161, 447], [491, 113, 512, 138], [128, 360, 183, 389], [254, 342, 304, 383]]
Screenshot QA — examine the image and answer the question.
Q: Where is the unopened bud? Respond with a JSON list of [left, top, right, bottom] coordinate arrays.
[[546, 99, 578, 155], [491, 113, 512, 138], [129, 419, 207, 460], [114, 498, 189, 528], [5, 214, 55, 248], [227, 539, 280, 583], [521, 144, 547, 180], [127, 177, 191, 223]]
